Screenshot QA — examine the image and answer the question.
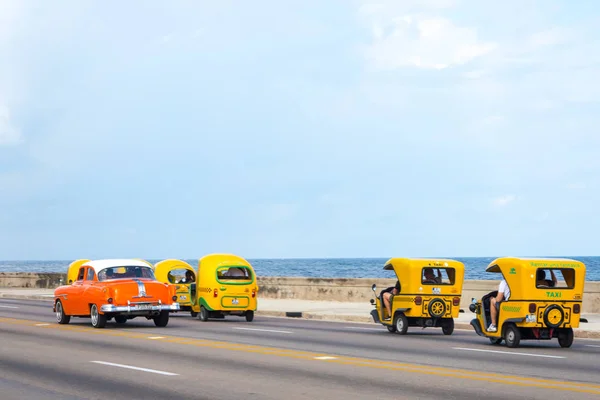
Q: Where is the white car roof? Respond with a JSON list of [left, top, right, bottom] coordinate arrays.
[[84, 259, 152, 272]]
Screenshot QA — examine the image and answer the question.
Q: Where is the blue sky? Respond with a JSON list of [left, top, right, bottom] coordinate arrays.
[[0, 0, 598, 260]]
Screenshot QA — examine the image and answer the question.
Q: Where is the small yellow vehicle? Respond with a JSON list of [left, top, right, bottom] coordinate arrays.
[[370, 258, 465, 335], [154, 259, 198, 317], [190, 253, 258, 322], [469, 257, 588, 348]]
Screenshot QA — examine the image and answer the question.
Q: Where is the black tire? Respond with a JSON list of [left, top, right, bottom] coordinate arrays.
[[504, 323, 521, 348], [90, 304, 107, 329], [114, 316, 127, 324], [190, 310, 198, 318], [55, 300, 70, 324], [199, 306, 209, 321], [387, 325, 397, 333], [489, 338, 503, 345], [153, 311, 169, 327], [543, 305, 565, 328], [245, 310, 254, 322], [394, 313, 409, 335], [558, 328, 574, 348], [442, 318, 454, 335], [428, 298, 447, 318]]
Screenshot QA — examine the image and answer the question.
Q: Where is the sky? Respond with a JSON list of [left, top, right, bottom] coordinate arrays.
[[0, 0, 599, 260]]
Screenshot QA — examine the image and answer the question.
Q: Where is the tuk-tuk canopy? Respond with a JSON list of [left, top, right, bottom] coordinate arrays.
[[485, 257, 587, 298], [198, 253, 255, 280], [383, 257, 465, 289], [154, 259, 195, 284]]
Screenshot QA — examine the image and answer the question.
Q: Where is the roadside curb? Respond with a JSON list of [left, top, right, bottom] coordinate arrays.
[[0, 293, 54, 302]]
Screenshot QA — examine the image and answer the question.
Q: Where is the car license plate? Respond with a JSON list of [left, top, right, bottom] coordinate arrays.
[[232, 298, 239, 305], [137, 304, 151, 310]]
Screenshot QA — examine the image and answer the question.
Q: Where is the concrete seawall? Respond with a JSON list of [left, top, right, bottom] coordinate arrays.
[[2, 273, 599, 313]]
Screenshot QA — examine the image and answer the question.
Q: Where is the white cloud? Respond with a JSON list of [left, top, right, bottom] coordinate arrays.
[[360, 2, 496, 70], [492, 195, 517, 207], [0, 104, 20, 146]]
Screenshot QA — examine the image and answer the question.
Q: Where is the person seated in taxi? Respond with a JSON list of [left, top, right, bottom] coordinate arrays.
[[488, 277, 510, 332], [423, 268, 442, 284], [179, 270, 195, 283], [536, 269, 557, 288], [382, 280, 400, 320]]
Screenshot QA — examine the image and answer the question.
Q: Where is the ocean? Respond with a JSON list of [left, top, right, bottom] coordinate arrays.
[[1, 257, 599, 281]]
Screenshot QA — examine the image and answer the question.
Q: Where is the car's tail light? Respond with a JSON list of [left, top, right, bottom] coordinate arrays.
[[214, 288, 218, 298], [529, 303, 536, 313], [453, 297, 460, 306], [252, 289, 256, 298], [107, 297, 113, 304], [414, 296, 422, 305], [574, 304, 580, 314]]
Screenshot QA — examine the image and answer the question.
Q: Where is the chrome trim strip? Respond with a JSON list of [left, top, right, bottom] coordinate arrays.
[[100, 303, 180, 313], [134, 279, 146, 297]]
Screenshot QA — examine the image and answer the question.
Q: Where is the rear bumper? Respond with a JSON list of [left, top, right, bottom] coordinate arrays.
[[100, 303, 180, 313]]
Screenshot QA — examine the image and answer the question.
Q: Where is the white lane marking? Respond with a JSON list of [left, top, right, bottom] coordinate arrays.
[[147, 336, 165, 340], [232, 327, 292, 334], [90, 361, 179, 376], [35, 323, 50, 326], [453, 347, 565, 359], [345, 327, 383, 331], [0, 305, 19, 309], [314, 356, 337, 360], [585, 345, 600, 348]]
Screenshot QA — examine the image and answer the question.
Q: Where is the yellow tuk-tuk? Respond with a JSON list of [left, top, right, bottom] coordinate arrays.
[[67, 259, 90, 284], [469, 257, 588, 348], [154, 259, 197, 317], [190, 253, 258, 322], [370, 258, 465, 335]]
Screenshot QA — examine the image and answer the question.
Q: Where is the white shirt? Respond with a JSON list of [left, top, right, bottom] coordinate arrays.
[[498, 279, 511, 300]]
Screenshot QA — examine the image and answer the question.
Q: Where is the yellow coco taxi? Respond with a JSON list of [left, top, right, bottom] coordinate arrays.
[[370, 258, 465, 335], [469, 257, 588, 348], [190, 253, 258, 322], [154, 259, 198, 317], [67, 259, 90, 284]]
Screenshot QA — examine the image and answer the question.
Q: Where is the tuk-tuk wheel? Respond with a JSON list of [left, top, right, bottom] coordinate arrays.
[[504, 323, 521, 348], [441, 318, 454, 335], [387, 325, 397, 333], [394, 313, 409, 335], [489, 338, 502, 345], [558, 328, 574, 348], [199, 306, 209, 322], [190, 311, 198, 318], [245, 310, 254, 322]]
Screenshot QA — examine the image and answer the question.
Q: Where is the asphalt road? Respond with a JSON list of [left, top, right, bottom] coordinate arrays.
[[1, 298, 600, 399]]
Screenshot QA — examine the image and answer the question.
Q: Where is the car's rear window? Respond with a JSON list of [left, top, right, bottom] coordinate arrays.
[[98, 266, 155, 281]]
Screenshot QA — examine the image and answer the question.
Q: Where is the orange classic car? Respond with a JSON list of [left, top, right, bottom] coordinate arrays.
[[53, 259, 180, 328]]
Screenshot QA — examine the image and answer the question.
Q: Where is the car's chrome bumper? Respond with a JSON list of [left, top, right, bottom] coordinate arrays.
[[100, 302, 181, 313]]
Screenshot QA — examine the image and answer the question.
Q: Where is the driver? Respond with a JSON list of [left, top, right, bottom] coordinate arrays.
[[382, 280, 400, 320]]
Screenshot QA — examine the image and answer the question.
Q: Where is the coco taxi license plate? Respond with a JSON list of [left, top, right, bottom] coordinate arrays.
[[179, 295, 187, 301], [232, 298, 239, 305], [226, 297, 248, 307]]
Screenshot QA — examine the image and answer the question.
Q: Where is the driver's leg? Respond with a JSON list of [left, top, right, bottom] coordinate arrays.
[[383, 292, 392, 319], [489, 298, 498, 331]]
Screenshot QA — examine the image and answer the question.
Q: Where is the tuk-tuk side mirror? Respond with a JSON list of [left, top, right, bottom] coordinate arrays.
[[371, 284, 377, 292]]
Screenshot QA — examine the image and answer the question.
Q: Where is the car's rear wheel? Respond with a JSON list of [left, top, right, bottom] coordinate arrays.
[[199, 306, 209, 321], [55, 300, 70, 324], [114, 316, 127, 324], [90, 304, 107, 329], [153, 311, 169, 327], [245, 310, 254, 322]]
